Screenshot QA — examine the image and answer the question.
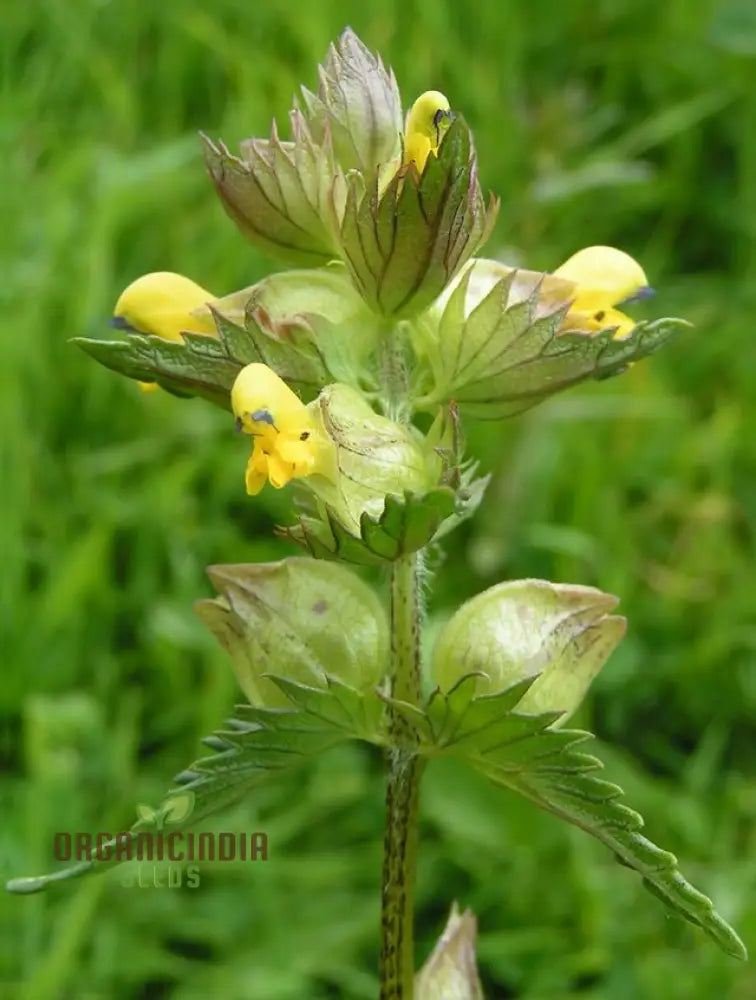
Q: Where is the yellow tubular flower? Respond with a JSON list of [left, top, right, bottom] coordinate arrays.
[[403, 90, 454, 172], [554, 246, 652, 339], [112, 272, 217, 392], [231, 364, 330, 495]]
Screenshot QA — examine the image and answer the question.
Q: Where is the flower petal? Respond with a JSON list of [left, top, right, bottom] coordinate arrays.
[[554, 246, 648, 312], [266, 452, 296, 489], [113, 272, 216, 342]]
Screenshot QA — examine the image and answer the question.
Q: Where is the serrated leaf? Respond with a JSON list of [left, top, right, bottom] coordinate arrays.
[[266, 674, 386, 742], [426, 258, 687, 417], [370, 673, 747, 959], [474, 733, 747, 960], [73, 329, 239, 408], [278, 487, 458, 564], [5, 676, 383, 895], [75, 281, 345, 401]]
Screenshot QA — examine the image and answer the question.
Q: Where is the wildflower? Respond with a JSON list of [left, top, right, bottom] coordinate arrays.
[[414, 244, 674, 419], [403, 90, 455, 171], [112, 272, 217, 392], [554, 245, 652, 339], [231, 363, 333, 494]]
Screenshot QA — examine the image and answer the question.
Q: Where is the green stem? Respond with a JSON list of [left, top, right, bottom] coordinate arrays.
[[380, 321, 410, 423], [380, 553, 424, 1000], [378, 322, 426, 999]]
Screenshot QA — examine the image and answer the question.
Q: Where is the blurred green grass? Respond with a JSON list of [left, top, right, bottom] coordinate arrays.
[[4, 0, 756, 997]]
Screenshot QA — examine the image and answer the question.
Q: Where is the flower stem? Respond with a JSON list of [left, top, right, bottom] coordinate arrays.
[[380, 321, 410, 423], [378, 321, 426, 999], [380, 553, 424, 1000]]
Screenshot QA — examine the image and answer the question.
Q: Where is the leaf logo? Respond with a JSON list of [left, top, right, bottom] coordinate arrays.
[[163, 791, 195, 824], [135, 790, 195, 831]]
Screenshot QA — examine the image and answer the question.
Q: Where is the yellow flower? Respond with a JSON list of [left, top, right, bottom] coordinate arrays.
[[112, 272, 217, 392], [403, 90, 455, 172], [231, 364, 331, 495], [554, 246, 651, 339]]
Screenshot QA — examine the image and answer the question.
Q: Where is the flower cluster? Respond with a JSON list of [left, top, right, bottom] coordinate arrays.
[[101, 27, 682, 549]]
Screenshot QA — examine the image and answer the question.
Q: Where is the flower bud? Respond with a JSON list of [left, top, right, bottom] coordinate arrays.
[[112, 272, 217, 393], [416, 904, 484, 1000], [432, 580, 625, 721], [299, 28, 403, 174], [196, 559, 388, 708]]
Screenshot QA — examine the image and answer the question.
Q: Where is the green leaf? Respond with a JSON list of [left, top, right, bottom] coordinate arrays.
[[278, 487, 458, 565], [196, 557, 389, 706], [73, 328, 239, 408], [425, 260, 688, 418], [375, 678, 747, 959], [477, 737, 747, 960], [74, 272, 362, 401], [5, 677, 383, 895]]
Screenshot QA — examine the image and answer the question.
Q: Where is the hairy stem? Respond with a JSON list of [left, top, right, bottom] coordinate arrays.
[[380, 321, 410, 423], [381, 743, 423, 1000], [377, 321, 426, 999], [380, 549, 424, 1000]]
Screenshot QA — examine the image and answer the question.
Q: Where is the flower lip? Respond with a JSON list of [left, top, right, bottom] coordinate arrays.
[[231, 363, 331, 495]]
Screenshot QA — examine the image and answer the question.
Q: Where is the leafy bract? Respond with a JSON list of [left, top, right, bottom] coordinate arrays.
[[299, 27, 403, 175], [75, 265, 381, 401], [423, 263, 687, 418], [337, 118, 498, 318], [5, 676, 384, 895], [279, 487, 459, 565], [381, 675, 747, 960]]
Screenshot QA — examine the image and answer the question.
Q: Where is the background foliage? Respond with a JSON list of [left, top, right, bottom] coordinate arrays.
[[4, 0, 756, 997]]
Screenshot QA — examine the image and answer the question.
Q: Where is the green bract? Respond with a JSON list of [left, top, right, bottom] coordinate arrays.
[[336, 118, 498, 317], [298, 28, 403, 174], [414, 258, 688, 417], [202, 115, 341, 267]]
